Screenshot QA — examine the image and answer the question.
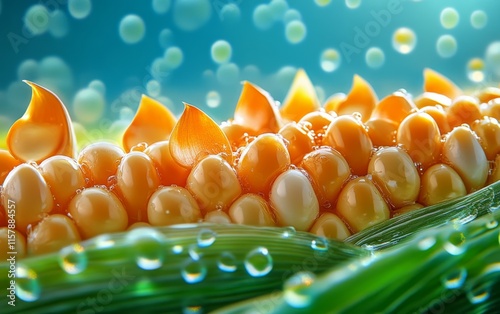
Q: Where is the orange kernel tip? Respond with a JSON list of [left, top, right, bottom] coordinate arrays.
[[122, 94, 177, 152], [7, 81, 77, 163], [233, 81, 282, 133], [280, 69, 321, 122], [423, 68, 462, 99], [169, 103, 233, 168]]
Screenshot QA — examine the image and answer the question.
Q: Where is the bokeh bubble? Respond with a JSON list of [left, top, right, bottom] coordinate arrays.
[[119, 14, 145, 44], [320, 49, 341, 72], [157, 96, 174, 109], [216, 63, 239, 85], [24, 5, 50, 35], [485, 41, 500, 76], [440, 7, 459, 29], [274, 66, 297, 89], [392, 27, 417, 54], [173, 0, 212, 32], [253, 4, 274, 30], [151, 57, 171, 79], [466, 58, 485, 83], [206, 91, 221, 108], [7, 81, 31, 115], [285, 20, 306, 44], [152, 0, 171, 14], [211, 40, 232, 64], [436, 35, 457, 58], [220, 4, 241, 23], [365, 47, 385, 69], [345, 0, 361, 9], [38, 56, 74, 99], [48, 10, 69, 38], [164, 46, 184, 69], [73, 88, 105, 125], [283, 9, 301, 23], [119, 107, 135, 122], [17, 59, 39, 81], [68, 0, 92, 20], [471, 10, 487, 30], [315, 0, 331, 7], [269, 0, 289, 21], [88, 80, 106, 96], [158, 28, 173, 49], [146, 80, 162, 97], [242, 65, 260, 81]]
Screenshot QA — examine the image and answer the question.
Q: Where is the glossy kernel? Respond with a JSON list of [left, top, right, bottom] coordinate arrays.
[[278, 122, 315, 165], [419, 164, 467, 206], [414, 92, 451, 109], [392, 203, 424, 217], [147, 186, 202, 226], [309, 213, 351, 241], [419, 105, 451, 134], [0, 150, 21, 185], [27, 214, 81, 255], [68, 187, 128, 239], [298, 110, 335, 137], [365, 118, 398, 147], [144, 140, 190, 187], [471, 117, 500, 160], [0, 228, 27, 259], [77, 142, 125, 187], [446, 96, 482, 128], [370, 90, 416, 124], [228, 194, 275, 227]]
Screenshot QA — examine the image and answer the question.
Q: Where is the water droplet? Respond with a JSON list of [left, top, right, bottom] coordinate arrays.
[[417, 236, 437, 251], [59, 243, 87, 275], [119, 14, 145, 44], [16, 265, 41, 302], [470, 10, 487, 29], [211, 40, 232, 64], [285, 20, 307, 44], [206, 91, 221, 108], [444, 230, 466, 255], [181, 259, 207, 284], [365, 47, 385, 69], [189, 244, 203, 261], [217, 252, 237, 273], [197, 228, 216, 247], [282, 226, 296, 238], [172, 245, 183, 254], [244, 247, 273, 277], [485, 216, 498, 229], [284, 271, 316, 308], [183, 305, 203, 314], [467, 282, 491, 304], [442, 268, 467, 289], [311, 238, 328, 251], [320, 48, 341, 72], [126, 228, 167, 270], [436, 34, 457, 58], [392, 27, 417, 54], [94, 234, 115, 248], [440, 7, 459, 29]]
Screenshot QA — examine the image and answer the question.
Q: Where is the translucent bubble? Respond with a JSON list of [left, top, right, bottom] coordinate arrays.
[[146, 80, 161, 97], [242, 65, 260, 81], [183, 305, 203, 314], [311, 238, 328, 251], [442, 268, 467, 289], [269, 0, 289, 21], [16, 266, 41, 302], [17, 59, 39, 81], [197, 228, 216, 247], [436, 35, 457, 58], [119, 107, 135, 122], [211, 40, 232, 64], [88, 79, 106, 96], [126, 228, 167, 270], [152, 0, 171, 14], [158, 28, 173, 49], [283, 9, 301, 23], [392, 27, 417, 54], [417, 236, 436, 250], [253, 4, 274, 30], [315, 0, 331, 7], [59, 243, 88, 274], [471, 10, 487, 29], [182, 259, 207, 284], [467, 282, 491, 304], [485, 41, 500, 76], [172, 245, 183, 254], [284, 271, 316, 308], [345, 0, 361, 9], [444, 231, 466, 255], [285, 20, 306, 44], [24, 5, 50, 35], [151, 57, 171, 80], [217, 252, 237, 272], [73, 88, 105, 125], [440, 7, 459, 29], [119, 14, 145, 44], [466, 58, 485, 83], [164, 46, 184, 69], [48, 9, 69, 38], [216, 63, 239, 85], [173, 0, 212, 32], [320, 48, 341, 72], [206, 91, 221, 108], [93, 234, 115, 248], [365, 47, 385, 69], [244, 247, 273, 277], [220, 3, 241, 23], [68, 0, 92, 20]]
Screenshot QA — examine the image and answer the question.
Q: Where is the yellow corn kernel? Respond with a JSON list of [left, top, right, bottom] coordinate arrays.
[[144, 140, 190, 187], [419, 105, 451, 135], [228, 193, 275, 227], [147, 186, 201, 226], [204, 210, 232, 224], [392, 203, 424, 217], [309, 213, 351, 241], [0, 228, 26, 259], [278, 122, 315, 165], [77, 142, 125, 187], [370, 90, 416, 125], [471, 117, 500, 160], [0, 149, 21, 185], [446, 95, 482, 128], [414, 92, 451, 109], [27, 214, 81, 255], [365, 118, 398, 147], [419, 164, 467, 206]]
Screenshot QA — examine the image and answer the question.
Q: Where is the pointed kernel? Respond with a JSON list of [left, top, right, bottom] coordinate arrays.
[[186, 155, 241, 214], [237, 133, 290, 194], [39, 156, 86, 210], [309, 213, 351, 241], [233, 81, 281, 133], [147, 186, 201, 226], [324, 115, 373, 175], [270, 169, 319, 231], [278, 122, 315, 165], [371, 91, 416, 124], [423, 68, 462, 99], [27, 214, 80, 255], [365, 118, 398, 147], [0, 228, 26, 259], [116, 152, 160, 222], [336, 177, 390, 233], [471, 117, 500, 160], [396, 112, 441, 170], [419, 164, 467, 206], [7, 81, 76, 163], [0, 150, 21, 185], [368, 147, 420, 208], [2, 163, 54, 233], [170, 104, 233, 168], [300, 147, 351, 208], [419, 105, 451, 134], [204, 210, 232, 224], [414, 92, 451, 109], [144, 140, 190, 187], [446, 96, 482, 128], [280, 69, 321, 122], [442, 126, 488, 192], [122, 95, 177, 152], [229, 194, 275, 227], [77, 142, 125, 186]]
